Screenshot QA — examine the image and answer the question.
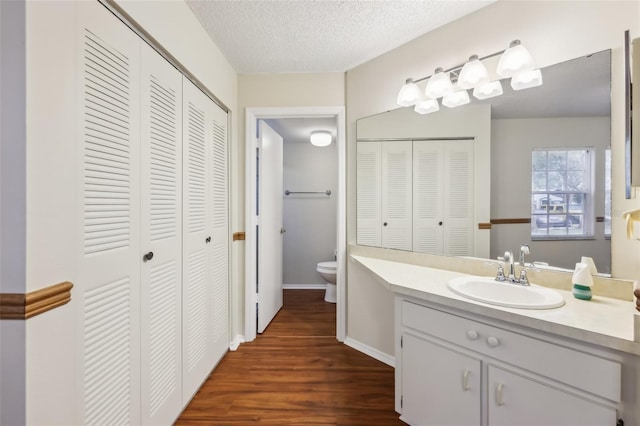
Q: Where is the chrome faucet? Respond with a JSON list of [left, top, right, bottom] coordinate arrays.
[[504, 250, 516, 282], [496, 248, 530, 285], [519, 244, 530, 267]]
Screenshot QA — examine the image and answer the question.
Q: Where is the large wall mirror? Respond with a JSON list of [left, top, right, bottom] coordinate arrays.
[[356, 50, 612, 274]]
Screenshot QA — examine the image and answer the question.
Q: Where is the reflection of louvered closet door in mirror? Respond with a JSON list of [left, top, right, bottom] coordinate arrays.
[[140, 43, 183, 425], [381, 142, 413, 250], [77, 2, 142, 424], [412, 140, 474, 256]]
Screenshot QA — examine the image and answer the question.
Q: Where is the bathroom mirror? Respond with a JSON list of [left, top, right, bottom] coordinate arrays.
[[356, 50, 612, 273]]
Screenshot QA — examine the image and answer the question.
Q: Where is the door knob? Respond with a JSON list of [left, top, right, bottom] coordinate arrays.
[[438, 221, 443, 226], [383, 222, 388, 226], [206, 236, 211, 243], [143, 251, 154, 262]]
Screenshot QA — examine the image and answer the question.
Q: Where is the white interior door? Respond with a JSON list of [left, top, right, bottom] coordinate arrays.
[[140, 42, 183, 425], [443, 140, 474, 256], [413, 140, 444, 254], [381, 141, 413, 250], [181, 79, 213, 402], [356, 142, 382, 246], [257, 120, 284, 333], [77, 2, 141, 424]]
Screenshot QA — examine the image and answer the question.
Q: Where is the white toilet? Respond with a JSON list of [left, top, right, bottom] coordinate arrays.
[[316, 261, 337, 303]]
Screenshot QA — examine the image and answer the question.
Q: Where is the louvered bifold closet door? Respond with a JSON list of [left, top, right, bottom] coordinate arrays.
[[381, 141, 413, 250], [210, 104, 230, 368], [182, 79, 214, 403], [140, 43, 183, 425], [77, 2, 141, 424], [413, 141, 445, 255], [356, 142, 382, 246], [443, 140, 474, 256]]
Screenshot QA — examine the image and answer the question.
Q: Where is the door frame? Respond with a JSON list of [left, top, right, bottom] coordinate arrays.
[[244, 106, 346, 343]]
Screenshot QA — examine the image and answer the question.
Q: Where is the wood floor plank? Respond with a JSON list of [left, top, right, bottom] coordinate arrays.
[[175, 290, 404, 425]]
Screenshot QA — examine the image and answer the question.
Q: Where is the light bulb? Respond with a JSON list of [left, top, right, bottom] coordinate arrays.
[[473, 81, 503, 100], [414, 98, 439, 115], [442, 90, 470, 108], [396, 78, 421, 107], [497, 40, 535, 78], [511, 69, 543, 91]]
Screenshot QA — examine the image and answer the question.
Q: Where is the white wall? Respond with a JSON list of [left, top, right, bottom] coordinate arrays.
[[491, 116, 611, 273], [282, 136, 338, 285], [1, 1, 239, 424], [346, 0, 640, 359]]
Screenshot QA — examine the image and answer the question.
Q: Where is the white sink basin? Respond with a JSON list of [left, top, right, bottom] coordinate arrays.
[[447, 276, 565, 309]]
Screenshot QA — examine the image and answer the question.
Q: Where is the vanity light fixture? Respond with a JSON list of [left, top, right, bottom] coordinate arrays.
[[414, 98, 440, 114], [425, 68, 454, 99], [496, 40, 535, 78], [310, 131, 332, 147], [457, 55, 490, 90], [473, 80, 503, 100], [510, 69, 543, 91], [396, 39, 541, 112], [396, 78, 422, 107], [442, 90, 470, 108]]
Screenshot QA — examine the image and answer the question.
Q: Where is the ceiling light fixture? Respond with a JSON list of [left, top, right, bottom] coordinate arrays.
[[396, 40, 541, 112], [310, 131, 332, 147]]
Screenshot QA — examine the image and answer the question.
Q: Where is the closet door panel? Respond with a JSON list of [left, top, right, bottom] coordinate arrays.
[[77, 2, 141, 424], [182, 79, 213, 403], [210, 104, 229, 367], [413, 141, 444, 254], [140, 43, 183, 425], [381, 141, 412, 250], [443, 141, 474, 256], [356, 142, 382, 246]]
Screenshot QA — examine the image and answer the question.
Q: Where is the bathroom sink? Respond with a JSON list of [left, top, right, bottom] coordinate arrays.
[[447, 276, 565, 309]]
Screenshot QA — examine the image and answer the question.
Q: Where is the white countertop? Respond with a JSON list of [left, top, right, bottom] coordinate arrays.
[[351, 254, 640, 356]]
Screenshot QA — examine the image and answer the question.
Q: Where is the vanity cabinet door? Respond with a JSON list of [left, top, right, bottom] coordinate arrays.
[[487, 366, 617, 426], [402, 333, 481, 426]]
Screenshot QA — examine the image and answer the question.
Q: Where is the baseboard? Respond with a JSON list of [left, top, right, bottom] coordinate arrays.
[[229, 334, 245, 351], [282, 283, 327, 290], [344, 337, 395, 367]]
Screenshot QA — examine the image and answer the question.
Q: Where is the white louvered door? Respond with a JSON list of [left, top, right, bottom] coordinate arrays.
[[182, 79, 214, 403], [381, 141, 413, 250], [412, 140, 474, 256], [77, 2, 142, 424], [356, 142, 382, 246], [140, 43, 183, 425], [210, 104, 229, 367], [413, 141, 444, 254], [443, 140, 474, 256]]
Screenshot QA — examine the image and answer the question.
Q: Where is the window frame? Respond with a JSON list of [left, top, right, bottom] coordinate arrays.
[[530, 147, 595, 240]]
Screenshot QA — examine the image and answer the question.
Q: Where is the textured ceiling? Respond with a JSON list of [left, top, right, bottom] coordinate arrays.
[[185, 0, 496, 74]]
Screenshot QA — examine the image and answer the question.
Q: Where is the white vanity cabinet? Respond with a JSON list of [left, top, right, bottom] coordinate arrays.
[[396, 297, 621, 426], [402, 333, 481, 425]]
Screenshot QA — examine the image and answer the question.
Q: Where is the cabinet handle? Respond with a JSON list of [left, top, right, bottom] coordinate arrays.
[[495, 383, 505, 406], [466, 330, 479, 340], [143, 251, 154, 262], [487, 336, 500, 347], [462, 369, 471, 391]]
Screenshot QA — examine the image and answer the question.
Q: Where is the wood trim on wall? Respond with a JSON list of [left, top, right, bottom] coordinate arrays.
[[490, 218, 531, 224], [0, 281, 73, 320], [233, 232, 246, 241], [478, 223, 492, 230]]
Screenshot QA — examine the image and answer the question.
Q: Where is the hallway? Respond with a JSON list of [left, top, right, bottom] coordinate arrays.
[[176, 290, 403, 425]]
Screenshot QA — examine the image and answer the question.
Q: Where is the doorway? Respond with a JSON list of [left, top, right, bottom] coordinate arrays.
[[245, 107, 346, 343]]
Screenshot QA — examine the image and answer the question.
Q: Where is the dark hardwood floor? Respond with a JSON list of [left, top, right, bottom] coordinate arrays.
[[175, 289, 404, 425]]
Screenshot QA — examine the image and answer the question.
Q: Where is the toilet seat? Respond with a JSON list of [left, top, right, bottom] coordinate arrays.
[[316, 261, 336, 274]]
